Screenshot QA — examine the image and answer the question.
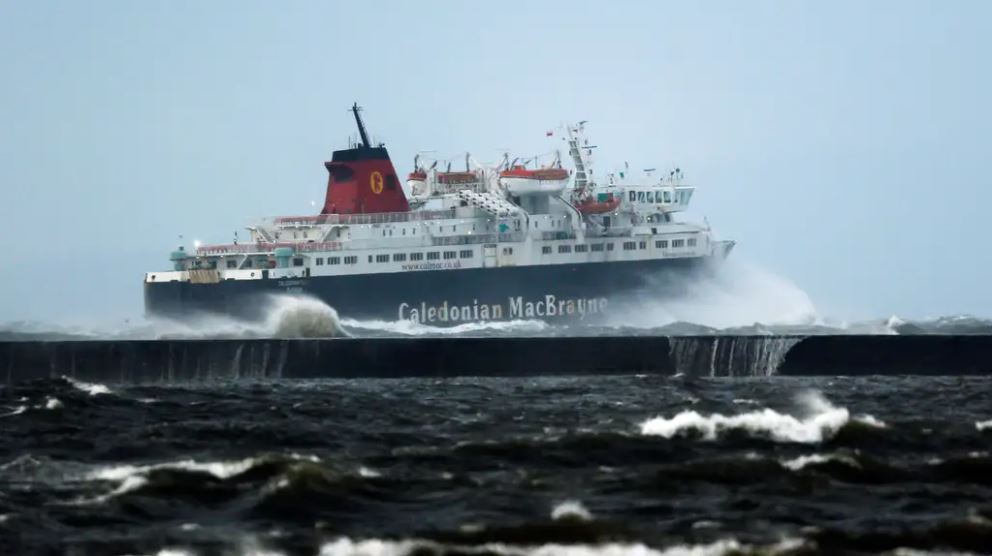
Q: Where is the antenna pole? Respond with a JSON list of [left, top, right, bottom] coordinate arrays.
[[351, 103, 371, 148]]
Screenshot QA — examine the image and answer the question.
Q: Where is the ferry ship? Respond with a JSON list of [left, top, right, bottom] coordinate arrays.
[[144, 105, 735, 325]]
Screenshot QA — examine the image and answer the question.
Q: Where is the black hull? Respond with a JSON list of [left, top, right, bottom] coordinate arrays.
[[144, 256, 720, 325]]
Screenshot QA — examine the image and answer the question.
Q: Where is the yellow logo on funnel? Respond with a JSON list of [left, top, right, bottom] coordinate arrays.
[[370, 171, 384, 194]]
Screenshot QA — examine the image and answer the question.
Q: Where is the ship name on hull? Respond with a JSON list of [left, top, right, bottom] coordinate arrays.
[[399, 295, 608, 323]]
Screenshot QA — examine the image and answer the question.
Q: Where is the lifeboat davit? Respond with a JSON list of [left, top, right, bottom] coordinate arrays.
[[575, 192, 621, 215], [499, 166, 570, 195]]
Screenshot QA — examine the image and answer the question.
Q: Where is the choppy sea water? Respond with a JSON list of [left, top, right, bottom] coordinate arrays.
[[2, 375, 992, 555]]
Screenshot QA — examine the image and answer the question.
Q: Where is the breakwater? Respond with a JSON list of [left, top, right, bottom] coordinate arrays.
[[2, 335, 991, 384]]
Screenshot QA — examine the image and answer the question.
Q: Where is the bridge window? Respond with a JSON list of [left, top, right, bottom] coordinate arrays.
[[607, 243, 615, 251], [637, 191, 645, 202], [344, 256, 357, 265], [656, 240, 668, 248], [410, 252, 424, 261], [226, 259, 237, 269], [542, 246, 552, 254], [663, 191, 671, 203], [293, 257, 304, 267], [443, 251, 457, 260], [315, 258, 324, 266], [503, 247, 514, 255], [575, 244, 588, 253], [639, 241, 647, 249], [393, 253, 407, 262], [330, 257, 341, 265], [590, 243, 604, 252], [628, 191, 636, 202], [459, 250, 473, 258], [375, 254, 389, 263], [646, 192, 654, 203], [427, 252, 440, 260], [672, 239, 685, 248], [623, 241, 636, 250], [558, 245, 572, 254], [687, 238, 697, 247]]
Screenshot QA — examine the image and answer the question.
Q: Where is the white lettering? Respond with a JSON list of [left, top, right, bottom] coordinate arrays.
[[509, 296, 523, 318], [399, 295, 609, 323]]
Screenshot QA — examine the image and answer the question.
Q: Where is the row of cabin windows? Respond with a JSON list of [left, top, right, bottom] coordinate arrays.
[[382, 228, 419, 237], [652, 238, 695, 248], [628, 190, 690, 204], [355, 250, 475, 264], [314, 256, 358, 266], [541, 243, 617, 255]]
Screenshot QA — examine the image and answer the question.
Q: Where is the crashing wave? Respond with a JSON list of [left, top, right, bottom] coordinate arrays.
[[65, 377, 113, 396], [640, 392, 884, 443], [780, 453, 862, 471], [976, 419, 992, 431], [79, 454, 322, 504], [551, 500, 592, 521]]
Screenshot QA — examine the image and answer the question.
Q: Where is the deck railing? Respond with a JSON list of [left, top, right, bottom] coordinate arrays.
[[273, 208, 457, 227]]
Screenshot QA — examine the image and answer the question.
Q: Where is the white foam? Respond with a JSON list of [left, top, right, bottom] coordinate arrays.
[[976, 419, 992, 431], [341, 317, 547, 336], [550, 500, 592, 521], [318, 538, 810, 556], [78, 474, 149, 505], [318, 538, 759, 556], [358, 466, 382, 478], [81, 455, 318, 504], [605, 259, 819, 330], [90, 457, 262, 483], [66, 377, 112, 396], [780, 453, 861, 471], [44, 397, 62, 410], [0, 406, 26, 418], [640, 392, 881, 444]]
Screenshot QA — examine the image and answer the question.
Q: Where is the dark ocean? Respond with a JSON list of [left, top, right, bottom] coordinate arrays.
[[3, 374, 992, 555]]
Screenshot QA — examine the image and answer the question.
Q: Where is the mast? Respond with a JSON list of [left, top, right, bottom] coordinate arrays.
[[566, 122, 596, 193], [351, 102, 371, 148]]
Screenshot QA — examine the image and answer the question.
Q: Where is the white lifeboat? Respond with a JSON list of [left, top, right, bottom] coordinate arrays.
[[407, 169, 428, 197], [499, 165, 570, 195]]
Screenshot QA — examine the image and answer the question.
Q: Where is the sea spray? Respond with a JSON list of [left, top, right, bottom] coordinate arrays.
[[608, 259, 819, 330]]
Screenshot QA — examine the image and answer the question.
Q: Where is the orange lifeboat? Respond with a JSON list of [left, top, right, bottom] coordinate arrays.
[[575, 192, 621, 215]]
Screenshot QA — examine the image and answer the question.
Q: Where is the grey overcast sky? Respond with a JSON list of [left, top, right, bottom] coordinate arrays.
[[1, 0, 989, 324]]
